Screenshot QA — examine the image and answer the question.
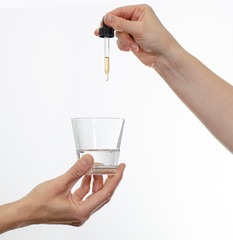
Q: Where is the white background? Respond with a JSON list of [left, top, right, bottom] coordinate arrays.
[[0, 0, 233, 239]]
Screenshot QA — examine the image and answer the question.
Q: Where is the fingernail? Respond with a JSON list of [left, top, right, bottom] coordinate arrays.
[[131, 44, 139, 52], [105, 14, 114, 24], [83, 156, 93, 165]]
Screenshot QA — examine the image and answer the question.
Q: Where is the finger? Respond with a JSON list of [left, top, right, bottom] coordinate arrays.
[[94, 18, 104, 36], [73, 175, 91, 200], [117, 39, 131, 52], [61, 154, 94, 189], [109, 4, 152, 22], [116, 32, 139, 52], [94, 27, 100, 36], [83, 163, 126, 213], [85, 175, 104, 200], [108, 5, 140, 20], [92, 175, 104, 194], [94, 5, 137, 35], [104, 13, 139, 34], [94, 5, 147, 36]]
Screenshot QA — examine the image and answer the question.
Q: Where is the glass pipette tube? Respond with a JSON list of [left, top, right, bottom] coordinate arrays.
[[104, 37, 110, 81]]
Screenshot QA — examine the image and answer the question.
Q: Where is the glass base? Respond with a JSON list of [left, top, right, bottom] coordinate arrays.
[[86, 167, 117, 175]]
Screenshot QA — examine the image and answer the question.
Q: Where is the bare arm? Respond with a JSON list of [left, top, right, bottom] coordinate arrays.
[[95, 4, 233, 153], [0, 200, 31, 234], [156, 45, 233, 152]]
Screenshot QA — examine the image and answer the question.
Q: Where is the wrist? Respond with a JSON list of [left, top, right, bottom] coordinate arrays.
[[154, 36, 186, 76], [16, 197, 40, 226], [153, 37, 200, 99]]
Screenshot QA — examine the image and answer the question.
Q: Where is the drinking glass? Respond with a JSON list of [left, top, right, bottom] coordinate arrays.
[[72, 117, 125, 175]]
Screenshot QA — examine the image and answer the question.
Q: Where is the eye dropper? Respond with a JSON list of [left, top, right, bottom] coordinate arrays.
[[99, 18, 115, 81]]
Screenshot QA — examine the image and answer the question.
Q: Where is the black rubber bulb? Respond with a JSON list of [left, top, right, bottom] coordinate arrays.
[[99, 18, 114, 38]]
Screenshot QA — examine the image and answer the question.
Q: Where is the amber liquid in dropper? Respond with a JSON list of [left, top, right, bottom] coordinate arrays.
[[105, 57, 109, 81]]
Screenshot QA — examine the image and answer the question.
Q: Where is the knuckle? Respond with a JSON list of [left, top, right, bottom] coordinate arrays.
[[117, 18, 125, 32], [142, 4, 151, 9], [83, 184, 90, 193], [103, 189, 114, 199], [92, 186, 98, 193], [115, 31, 120, 38], [117, 40, 125, 51]]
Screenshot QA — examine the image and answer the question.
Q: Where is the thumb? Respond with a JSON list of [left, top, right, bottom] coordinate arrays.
[[62, 154, 94, 188], [104, 14, 138, 35]]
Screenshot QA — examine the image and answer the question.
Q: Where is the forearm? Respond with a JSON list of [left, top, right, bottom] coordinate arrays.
[[155, 44, 233, 153], [0, 198, 35, 234]]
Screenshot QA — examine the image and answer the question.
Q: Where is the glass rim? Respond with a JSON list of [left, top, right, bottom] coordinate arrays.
[[71, 117, 125, 121]]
